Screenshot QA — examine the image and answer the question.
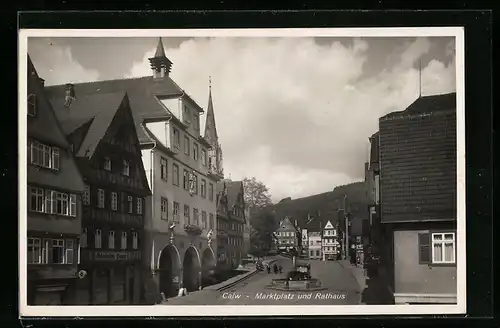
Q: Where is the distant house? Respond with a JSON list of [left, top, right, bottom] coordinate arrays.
[[321, 220, 339, 261], [275, 217, 298, 252], [378, 92, 457, 304]]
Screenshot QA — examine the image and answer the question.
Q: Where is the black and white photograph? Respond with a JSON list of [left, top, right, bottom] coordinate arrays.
[[18, 27, 465, 317]]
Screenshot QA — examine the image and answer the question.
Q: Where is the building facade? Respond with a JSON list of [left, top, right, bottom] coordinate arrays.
[[308, 232, 322, 260], [378, 93, 457, 304], [275, 217, 298, 252], [322, 220, 339, 261], [26, 56, 86, 305], [215, 180, 246, 273], [44, 38, 224, 301], [47, 86, 151, 305]]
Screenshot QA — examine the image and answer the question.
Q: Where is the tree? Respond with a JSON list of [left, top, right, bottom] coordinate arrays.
[[242, 177, 273, 218]]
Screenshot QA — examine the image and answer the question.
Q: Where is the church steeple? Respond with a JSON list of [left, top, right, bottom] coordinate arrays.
[[204, 76, 218, 141], [204, 76, 224, 179], [148, 37, 173, 78]]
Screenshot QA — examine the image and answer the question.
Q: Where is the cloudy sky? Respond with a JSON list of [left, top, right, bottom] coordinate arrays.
[[28, 35, 456, 203]]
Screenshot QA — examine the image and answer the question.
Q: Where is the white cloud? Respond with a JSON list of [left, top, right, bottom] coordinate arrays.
[[31, 36, 456, 202], [28, 38, 100, 85]]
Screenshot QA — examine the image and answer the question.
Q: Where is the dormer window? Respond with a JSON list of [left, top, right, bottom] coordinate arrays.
[[104, 157, 112, 171], [28, 93, 37, 116], [122, 160, 130, 176]]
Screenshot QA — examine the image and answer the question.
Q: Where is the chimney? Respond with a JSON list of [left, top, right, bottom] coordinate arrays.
[[64, 83, 76, 108]]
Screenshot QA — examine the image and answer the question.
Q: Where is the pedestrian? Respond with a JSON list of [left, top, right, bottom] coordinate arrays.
[[267, 265, 271, 274], [279, 265, 283, 274], [273, 263, 278, 274]]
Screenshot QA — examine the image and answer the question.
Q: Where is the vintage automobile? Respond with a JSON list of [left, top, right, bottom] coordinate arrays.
[[288, 261, 311, 280]]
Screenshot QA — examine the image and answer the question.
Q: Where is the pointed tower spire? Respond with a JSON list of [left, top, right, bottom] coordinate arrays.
[[205, 76, 223, 179], [204, 75, 218, 141], [148, 37, 173, 78]]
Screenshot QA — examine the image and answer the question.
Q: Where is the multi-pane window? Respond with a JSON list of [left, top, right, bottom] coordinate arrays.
[[29, 140, 60, 170], [432, 232, 455, 264], [104, 157, 112, 171], [81, 228, 88, 248], [201, 179, 206, 198], [184, 205, 190, 224], [173, 128, 180, 149], [137, 197, 143, 214], [183, 169, 189, 190], [193, 143, 199, 161], [83, 185, 90, 205], [132, 232, 138, 249], [209, 213, 214, 230], [95, 229, 102, 249], [97, 189, 105, 208], [173, 164, 179, 186], [184, 136, 190, 155], [121, 232, 127, 250], [28, 93, 37, 116], [193, 208, 199, 226], [209, 183, 214, 202], [108, 231, 115, 249], [52, 239, 65, 264], [29, 187, 76, 217], [160, 157, 168, 181], [173, 202, 180, 223], [27, 237, 42, 264], [128, 196, 133, 213], [201, 149, 207, 166], [202, 211, 207, 229], [161, 197, 168, 220], [122, 160, 130, 176], [111, 192, 118, 211]]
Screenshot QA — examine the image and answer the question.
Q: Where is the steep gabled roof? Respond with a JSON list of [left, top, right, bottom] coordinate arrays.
[[50, 92, 127, 157], [226, 180, 244, 209]]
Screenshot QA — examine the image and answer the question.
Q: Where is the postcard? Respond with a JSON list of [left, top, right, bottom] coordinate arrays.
[[18, 26, 465, 317]]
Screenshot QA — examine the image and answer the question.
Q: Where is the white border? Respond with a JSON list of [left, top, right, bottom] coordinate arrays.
[[18, 27, 466, 317]]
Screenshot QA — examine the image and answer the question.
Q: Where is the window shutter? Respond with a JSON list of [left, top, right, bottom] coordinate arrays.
[[418, 232, 431, 264], [66, 240, 74, 264]]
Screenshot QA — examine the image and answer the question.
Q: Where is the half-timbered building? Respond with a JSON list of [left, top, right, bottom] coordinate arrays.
[[47, 88, 151, 304]]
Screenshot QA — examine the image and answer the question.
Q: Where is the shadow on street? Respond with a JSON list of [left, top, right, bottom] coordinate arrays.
[[361, 275, 395, 305]]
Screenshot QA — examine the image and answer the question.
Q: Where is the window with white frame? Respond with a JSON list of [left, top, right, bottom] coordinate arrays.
[[97, 189, 105, 208], [29, 188, 76, 216], [184, 205, 190, 224], [201, 149, 207, 166], [202, 211, 207, 229], [81, 228, 88, 248], [173, 164, 179, 186], [29, 140, 60, 170], [104, 157, 112, 171], [111, 192, 118, 211], [52, 239, 65, 264], [137, 197, 143, 214], [122, 160, 130, 176], [95, 229, 102, 249], [431, 232, 455, 264], [83, 185, 90, 205], [193, 143, 199, 161], [29, 187, 44, 213], [27, 237, 42, 264], [160, 197, 168, 220], [121, 232, 127, 250], [65, 239, 74, 264], [132, 232, 138, 249], [184, 136, 190, 155], [108, 231, 115, 249]]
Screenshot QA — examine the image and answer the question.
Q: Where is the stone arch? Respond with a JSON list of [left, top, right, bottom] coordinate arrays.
[[201, 247, 217, 287], [182, 246, 202, 292], [158, 244, 182, 298]]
